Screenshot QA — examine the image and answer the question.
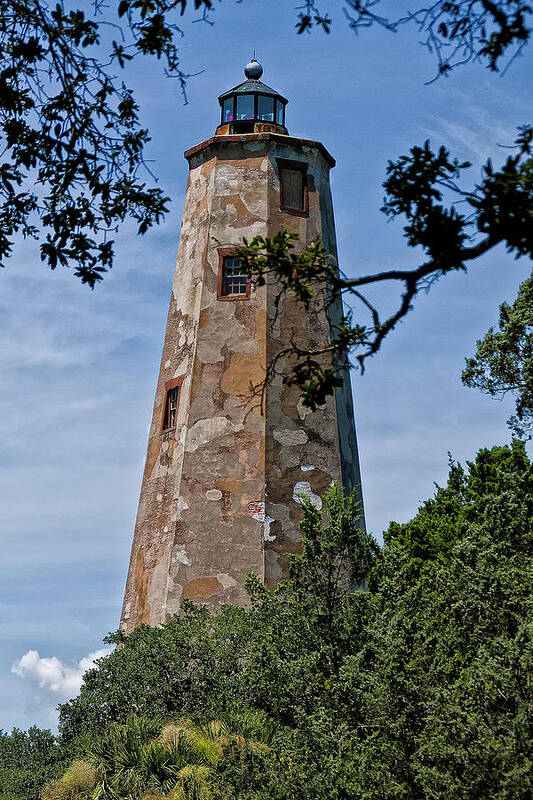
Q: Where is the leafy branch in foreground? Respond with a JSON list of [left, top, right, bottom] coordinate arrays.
[[463, 271, 533, 437], [238, 126, 533, 405], [1, 1, 531, 286], [298, 1, 532, 76], [0, 0, 213, 285]]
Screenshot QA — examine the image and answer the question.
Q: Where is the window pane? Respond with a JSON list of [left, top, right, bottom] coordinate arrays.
[[236, 94, 254, 120], [257, 95, 274, 121], [281, 167, 304, 210], [222, 97, 233, 123], [276, 101, 285, 125], [222, 256, 248, 296], [163, 387, 179, 429]]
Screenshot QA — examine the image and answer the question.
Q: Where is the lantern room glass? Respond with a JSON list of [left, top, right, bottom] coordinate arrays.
[[219, 92, 286, 129], [222, 97, 233, 123], [257, 95, 274, 121], [236, 94, 254, 120]]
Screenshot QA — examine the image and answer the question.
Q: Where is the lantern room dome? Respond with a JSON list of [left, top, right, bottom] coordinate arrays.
[[244, 57, 263, 79], [216, 60, 288, 136]]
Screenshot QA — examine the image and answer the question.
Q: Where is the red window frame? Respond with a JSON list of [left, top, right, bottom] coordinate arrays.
[[217, 248, 251, 301], [277, 158, 309, 214], [161, 376, 183, 431]]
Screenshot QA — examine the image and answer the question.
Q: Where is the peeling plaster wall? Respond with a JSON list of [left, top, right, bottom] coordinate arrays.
[[315, 160, 364, 501], [121, 134, 363, 631], [262, 142, 351, 587]]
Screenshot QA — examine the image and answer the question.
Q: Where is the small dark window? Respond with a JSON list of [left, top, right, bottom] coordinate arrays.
[[162, 386, 179, 430], [220, 255, 249, 297], [279, 161, 307, 212], [230, 120, 254, 134]]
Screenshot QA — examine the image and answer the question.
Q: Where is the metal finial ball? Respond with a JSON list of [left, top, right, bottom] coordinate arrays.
[[244, 58, 263, 79]]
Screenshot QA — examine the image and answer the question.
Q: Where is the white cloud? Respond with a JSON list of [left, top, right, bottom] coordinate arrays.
[[421, 81, 525, 165], [12, 647, 112, 699]]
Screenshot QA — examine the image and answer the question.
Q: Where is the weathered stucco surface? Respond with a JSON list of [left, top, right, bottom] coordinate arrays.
[[121, 132, 363, 631]]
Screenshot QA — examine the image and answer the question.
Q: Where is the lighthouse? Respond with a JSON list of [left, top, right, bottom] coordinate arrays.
[[121, 60, 363, 632]]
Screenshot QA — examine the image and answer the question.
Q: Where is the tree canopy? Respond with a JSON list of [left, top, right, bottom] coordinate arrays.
[[298, 1, 532, 75], [21, 441, 527, 800], [0, 726, 66, 800], [1, 0, 531, 283], [238, 129, 533, 407], [2, 442, 531, 798], [462, 271, 533, 437]]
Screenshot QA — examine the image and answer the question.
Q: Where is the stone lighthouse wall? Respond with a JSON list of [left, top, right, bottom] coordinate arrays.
[[120, 133, 363, 632]]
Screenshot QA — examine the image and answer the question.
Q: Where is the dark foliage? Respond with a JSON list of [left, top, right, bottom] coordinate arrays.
[[238, 128, 533, 404], [300, 1, 532, 76], [0, 727, 66, 800], [51, 443, 532, 799], [463, 271, 533, 437], [1, 1, 531, 286], [0, 0, 213, 284]]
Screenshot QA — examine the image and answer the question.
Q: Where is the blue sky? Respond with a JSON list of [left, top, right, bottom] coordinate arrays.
[[1, 0, 531, 731]]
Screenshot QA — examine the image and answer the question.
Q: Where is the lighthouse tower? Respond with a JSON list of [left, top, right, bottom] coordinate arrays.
[[120, 60, 363, 632]]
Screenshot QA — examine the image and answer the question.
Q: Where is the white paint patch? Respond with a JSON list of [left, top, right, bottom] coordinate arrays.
[[273, 428, 309, 446], [293, 481, 323, 510], [173, 360, 188, 378], [217, 572, 237, 589], [156, 493, 163, 501], [249, 501, 265, 521], [185, 416, 241, 452], [206, 489, 223, 501], [296, 398, 312, 420], [264, 515, 276, 542], [297, 398, 326, 419], [164, 359, 171, 369], [176, 496, 189, 514], [195, 310, 259, 361], [300, 465, 315, 472], [173, 549, 191, 566]]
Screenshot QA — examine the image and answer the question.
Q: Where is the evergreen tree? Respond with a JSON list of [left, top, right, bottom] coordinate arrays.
[[0, 727, 66, 800], [463, 273, 533, 438], [50, 443, 532, 799]]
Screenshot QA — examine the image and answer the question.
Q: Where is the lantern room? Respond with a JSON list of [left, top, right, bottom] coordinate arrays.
[[216, 58, 288, 136]]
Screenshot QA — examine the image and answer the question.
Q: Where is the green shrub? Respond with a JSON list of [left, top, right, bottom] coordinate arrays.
[[41, 760, 97, 800], [7, 444, 531, 800], [57, 447, 532, 799]]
